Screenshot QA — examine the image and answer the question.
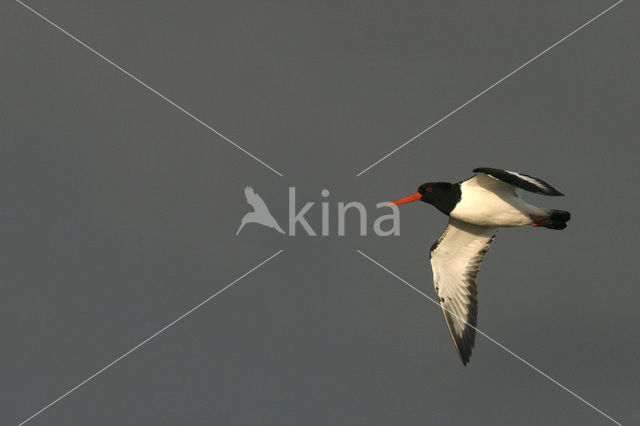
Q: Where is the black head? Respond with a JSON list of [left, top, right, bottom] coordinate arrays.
[[391, 181, 461, 215], [417, 182, 455, 202]]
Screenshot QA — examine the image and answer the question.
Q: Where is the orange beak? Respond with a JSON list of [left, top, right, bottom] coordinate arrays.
[[388, 192, 422, 206]]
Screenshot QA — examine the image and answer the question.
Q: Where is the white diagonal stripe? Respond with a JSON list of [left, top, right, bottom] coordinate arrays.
[[356, 249, 621, 426], [18, 249, 284, 426], [15, 0, 284, 177], [356, 0, 623, 176]]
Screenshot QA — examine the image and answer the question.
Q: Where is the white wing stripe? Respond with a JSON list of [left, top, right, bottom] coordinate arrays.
[[506, 170, 552, 191], [430, 218, 496, 365]]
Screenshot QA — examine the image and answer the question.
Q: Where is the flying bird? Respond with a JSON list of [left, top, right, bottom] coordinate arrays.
[[390, 167, 570, 365], [236, 186, 285, 235]]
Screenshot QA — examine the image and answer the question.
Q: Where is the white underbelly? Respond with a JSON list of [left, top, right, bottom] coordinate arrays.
[[450, 185, 543, 227]]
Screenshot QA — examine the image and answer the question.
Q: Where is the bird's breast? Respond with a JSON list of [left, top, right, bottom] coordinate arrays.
[[450, 183, 535, 227]]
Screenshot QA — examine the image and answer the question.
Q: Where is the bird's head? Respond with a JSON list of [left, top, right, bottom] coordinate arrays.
[[388, 182, 459, 215]]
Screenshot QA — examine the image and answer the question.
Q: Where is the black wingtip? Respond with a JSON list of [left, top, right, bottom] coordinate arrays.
[[546, 187, 565, 197], [457, 345, 472, 366]]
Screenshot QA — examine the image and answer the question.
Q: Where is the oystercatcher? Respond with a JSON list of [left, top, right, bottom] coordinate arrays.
[[390, 167, 570, 365]]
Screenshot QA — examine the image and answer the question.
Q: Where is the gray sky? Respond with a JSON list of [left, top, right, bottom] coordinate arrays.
[[1, 1, 638, 425]]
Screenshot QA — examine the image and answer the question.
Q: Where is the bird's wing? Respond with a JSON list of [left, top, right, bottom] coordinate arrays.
[[430, 218, 497, 365], [473, 167, 564, 196], [244, 186, 270, 212]]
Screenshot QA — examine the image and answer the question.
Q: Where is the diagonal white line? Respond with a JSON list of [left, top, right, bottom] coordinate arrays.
[[356, 0, 624, 176], [17, 249, 284, 426], [15, 0, 284, 177], [356, 249, 622, 426]]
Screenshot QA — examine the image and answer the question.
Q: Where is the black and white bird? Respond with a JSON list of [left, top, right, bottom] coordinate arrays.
[[390, 167, 570, 365]]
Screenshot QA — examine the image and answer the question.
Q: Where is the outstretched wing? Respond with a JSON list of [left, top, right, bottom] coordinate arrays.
[[244, 186, 270, 212], [430, 218, 496, 365], [473, 167, 564, 196]]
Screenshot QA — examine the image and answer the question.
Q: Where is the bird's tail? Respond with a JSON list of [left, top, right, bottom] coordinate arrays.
[[272, 222, 285, 234], [534, 209, 571, 230], [530, 210, 571, 229]]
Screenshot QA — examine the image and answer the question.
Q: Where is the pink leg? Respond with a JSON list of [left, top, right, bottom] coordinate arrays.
[[529, 214, 550, 227]]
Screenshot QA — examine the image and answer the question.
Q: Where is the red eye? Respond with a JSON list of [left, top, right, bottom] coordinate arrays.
[[426, 187, 433, 192]]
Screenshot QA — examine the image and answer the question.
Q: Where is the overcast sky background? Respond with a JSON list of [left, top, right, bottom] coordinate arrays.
[[1, 0, 638, 424]]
